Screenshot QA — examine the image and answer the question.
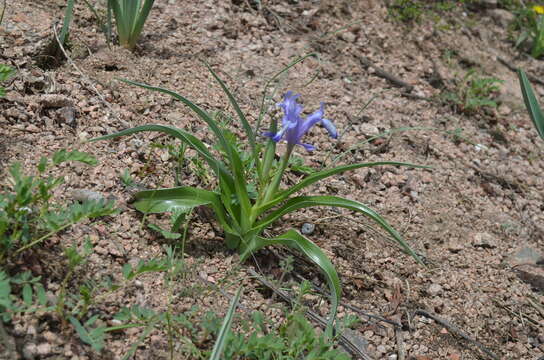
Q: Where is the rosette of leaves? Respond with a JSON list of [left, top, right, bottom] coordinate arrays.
[[92, 60, 426, 335]]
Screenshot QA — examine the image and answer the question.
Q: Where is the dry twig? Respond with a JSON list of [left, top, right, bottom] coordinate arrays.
[[248, 268, 374, 360], [414, 309, 499, 360]]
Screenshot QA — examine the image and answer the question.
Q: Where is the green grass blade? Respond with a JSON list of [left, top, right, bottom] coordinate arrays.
[[241, 229, 340, 337], [255, 162, 429, 215], [254, 195, 424, 266], [205, 63, 257, 162], [209, 286, 243, 360], [117, 79, 231, 160], [130, 186, 233, 233], [518, 69, 544, 140], [129, 0, 155, 48], [59, 0, 75, 45], [89, 124, 235, 192], [116, 79, 252, 227], [109, 0, 128, 45]]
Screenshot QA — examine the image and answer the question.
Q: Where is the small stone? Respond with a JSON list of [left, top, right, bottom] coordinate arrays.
[[36, 343, 52, 356], [472, 232, 498, 249], [376, 345, 386, 354], [427, 283, 443, 297], [71, 189, 105, 203], [498, 104, 511, 116], [446, 238, 463, 253], [301, 223, 315, 235], [359, 123, 379, 137], [23, 343, 37, 359]]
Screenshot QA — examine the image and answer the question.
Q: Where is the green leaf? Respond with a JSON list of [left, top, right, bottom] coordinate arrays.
[[52, 149, 98, 166], [22, 284, 32, 306], [59, 0, 75, 45], [205, 63, 257, 164], [209, 286, 243, 360], [254, 195, 424, 266], [90, 124, 235, 194], [69, 316, 105, 352], [518, 69, 544, 140], [130, 186, 233, 233], [147, 223, 181, 240], [241, 229, 340, 337], [256, 161, 429, 215]]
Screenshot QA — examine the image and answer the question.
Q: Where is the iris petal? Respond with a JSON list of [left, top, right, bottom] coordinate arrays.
[[321, 118, 338, 139]]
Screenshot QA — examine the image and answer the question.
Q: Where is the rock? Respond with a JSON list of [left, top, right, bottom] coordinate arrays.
[[71, 189, 105, 203], [36, 343, 52, 356], [507, 245, 544, 267], [301, 223, 315, 235], [22, 343, 37, 359], [498, 103, 511, 116], [446, 238, 463, 253], [359, 123, 379, 137], [472, 232, 498, 249], [488, 9, 514, 28], [427, 283, 443, 297]]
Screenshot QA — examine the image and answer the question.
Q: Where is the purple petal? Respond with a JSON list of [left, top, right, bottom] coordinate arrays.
[[320, 118, 337, 139], [300, 143, 315, 151], [299, 103, 325, 136]]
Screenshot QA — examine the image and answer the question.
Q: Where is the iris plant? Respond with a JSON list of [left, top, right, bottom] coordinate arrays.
[[92, 60, 426, 336]]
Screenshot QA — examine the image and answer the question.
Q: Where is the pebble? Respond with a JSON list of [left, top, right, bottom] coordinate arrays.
[[472, 232, 498, 249], [71, 189, 105, 203], [36, 343, 52, 356], [427, 283, 443, 297], [301, 223, 315, 235], [22, 342, 37, 359]]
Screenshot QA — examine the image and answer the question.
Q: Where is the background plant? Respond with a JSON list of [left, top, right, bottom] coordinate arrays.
[[92, 58, 426, 336], [0, 149, 116, 260], [518, 69, 544, 141], [0, 64, 15, 97], [513, 4, 544, 58], [442, 69, 503, 113], [106, 0, 155, 50]]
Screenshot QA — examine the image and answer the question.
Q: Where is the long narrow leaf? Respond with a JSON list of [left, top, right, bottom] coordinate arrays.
[[118, 79, 231, 154], [255, 161, 429, 215], [254, 195, 424, 265], [130, 186, 234, 233], [59, 0, 75, 45], [117, 79, 252, 220], [205, 63, 257, 163], [209, 287, 243, 360], [89, 124, 235, 192], [518, 69, 544, 140], [241, 229, 340, 337], [129, 0, 155, 48]]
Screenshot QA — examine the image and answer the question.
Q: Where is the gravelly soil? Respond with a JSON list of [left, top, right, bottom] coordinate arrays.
[[1, 1, 544, 359]]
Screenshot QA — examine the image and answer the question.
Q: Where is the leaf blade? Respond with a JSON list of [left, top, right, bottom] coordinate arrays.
[[254, 195, 424, 265]]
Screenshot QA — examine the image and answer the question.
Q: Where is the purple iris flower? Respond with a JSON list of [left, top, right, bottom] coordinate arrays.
[[264, 91, 337, 151]]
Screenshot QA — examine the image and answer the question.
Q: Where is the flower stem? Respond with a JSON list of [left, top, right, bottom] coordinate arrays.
[[262, 145, 293, 204]]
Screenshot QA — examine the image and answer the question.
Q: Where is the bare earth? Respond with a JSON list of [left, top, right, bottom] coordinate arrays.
[[1, 0, 544, 359]]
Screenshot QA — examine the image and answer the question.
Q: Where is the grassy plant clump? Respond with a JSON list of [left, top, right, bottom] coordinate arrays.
[[512, 4, 544, 58], [92, 56, 426, 336], [107, 0, 155, 50], [0, 64, 14, 97], [443, 69, 503, 113], [0, 150, 116, 260], [388, 0, 425, 22]]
